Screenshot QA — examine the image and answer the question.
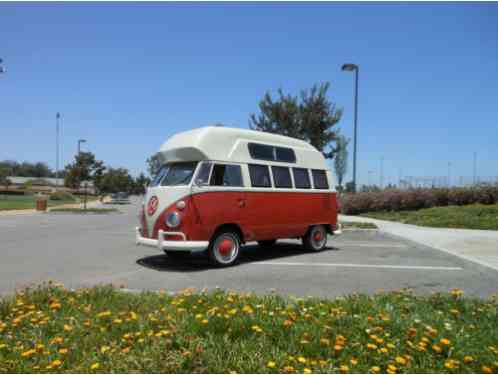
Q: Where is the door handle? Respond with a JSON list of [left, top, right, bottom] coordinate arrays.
[[237, 199, 246, 208]]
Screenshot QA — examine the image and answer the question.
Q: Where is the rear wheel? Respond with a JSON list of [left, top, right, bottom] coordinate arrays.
[[208, 230, 241, 267], [303, 225, 327, 252], [258, 239, 277, 247]]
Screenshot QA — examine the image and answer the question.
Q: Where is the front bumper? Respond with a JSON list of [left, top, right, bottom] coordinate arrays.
[[135, 227, 209, 253]]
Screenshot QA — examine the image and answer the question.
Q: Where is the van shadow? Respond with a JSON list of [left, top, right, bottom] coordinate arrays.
[[136, 243, 338, 273]]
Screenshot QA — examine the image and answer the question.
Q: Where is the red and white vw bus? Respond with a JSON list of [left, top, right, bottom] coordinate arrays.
[[136, 126, 340, 267]]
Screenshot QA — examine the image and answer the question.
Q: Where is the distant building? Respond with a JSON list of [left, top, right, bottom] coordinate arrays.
[[3, 176, 95, 195]]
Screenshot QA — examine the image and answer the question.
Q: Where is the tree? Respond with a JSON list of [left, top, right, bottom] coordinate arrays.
[[333, 135, 350, 188], [64, 152, 105, 189], [133, 173, 150, 195], [250, 82, 343, 159], [95, 168, 134, 194], [146, 153, 162, 177]]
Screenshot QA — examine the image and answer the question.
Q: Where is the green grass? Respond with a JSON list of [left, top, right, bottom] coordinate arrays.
[[0, 194, 81, 211], [340, 221, 378, 230], [362, 204, 498, 230], [0, 284, 497, 373], [48, 208, 118, 214]]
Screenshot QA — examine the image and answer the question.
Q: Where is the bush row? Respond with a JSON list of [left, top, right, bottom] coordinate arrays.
[[339, 185, 498, 215]]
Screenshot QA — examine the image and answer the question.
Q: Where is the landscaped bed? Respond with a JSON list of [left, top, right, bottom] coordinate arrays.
[[340, 221, 378, 230], [0, 194, 97, 212], [362, 204, 498, 230], [0, 284, 496, 373]]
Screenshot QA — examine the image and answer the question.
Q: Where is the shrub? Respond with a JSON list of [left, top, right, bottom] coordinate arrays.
[[49, 191, 76, 202], [447, 188, 475, 206]]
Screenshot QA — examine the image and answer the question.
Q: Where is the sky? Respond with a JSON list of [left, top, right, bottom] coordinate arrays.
[[1, 2, 497, 186]]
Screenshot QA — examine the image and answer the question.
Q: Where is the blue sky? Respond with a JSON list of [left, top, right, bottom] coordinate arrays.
[[1, 2, 497, 185]]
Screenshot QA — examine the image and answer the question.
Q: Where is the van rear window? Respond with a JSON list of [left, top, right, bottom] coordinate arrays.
[[312, 169, 329, 189], [293, 168, 311, 189], [248, 143, 296, 163], [249, 164, 272, 188]]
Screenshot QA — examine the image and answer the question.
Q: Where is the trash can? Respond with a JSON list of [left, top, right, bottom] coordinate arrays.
[[36, 198, 47, 211]]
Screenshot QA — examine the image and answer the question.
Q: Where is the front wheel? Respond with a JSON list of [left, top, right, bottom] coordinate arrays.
[[208, 230, 241, 267], [303, 225, 328, 252]]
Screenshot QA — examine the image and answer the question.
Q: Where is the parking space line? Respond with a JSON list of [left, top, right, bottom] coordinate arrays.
[[252, 262, 463, 271]]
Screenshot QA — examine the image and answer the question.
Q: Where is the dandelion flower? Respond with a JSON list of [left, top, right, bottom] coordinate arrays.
[[304, 368, 312, 374], [432, 344, 442, 353], [482, 366, 492, 374], [340, 365, 349, 373], [267, 361, 276, 369], [90, 363, 100, 370], [440, 338, 450, 346], [58, 348, 68, 354], [371, 366, 381, 373], [298, 356, 307, 364], [395, 356, 407, 365], [21, 349, 36, 358], [464, 356, 474, 364], [63, 324, 73, 332]]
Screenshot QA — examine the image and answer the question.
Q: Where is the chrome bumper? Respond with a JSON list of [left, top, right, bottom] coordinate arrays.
[[333, 223, 343, 235], [135, 227, 209, 253]]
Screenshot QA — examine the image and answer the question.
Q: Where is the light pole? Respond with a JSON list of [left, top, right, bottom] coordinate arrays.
[[0, 58, 5, 75], [448, 162, 452, 188], [380, 156, 384, 189], [342, 63, 359, 193], [78, 139, 87, 155], [56, 113, 61, 187], [368, 170, 373, 187], [473, 152, 477, 185]]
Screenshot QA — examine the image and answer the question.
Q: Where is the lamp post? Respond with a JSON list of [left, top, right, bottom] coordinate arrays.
[[56, 113, 61, 187], [342, 63, 359, 193], [0, 58, 5, 75], [78, 139, 87, 155]]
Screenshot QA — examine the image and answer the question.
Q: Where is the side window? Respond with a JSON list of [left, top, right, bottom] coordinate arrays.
[[293, 168, 311, 189], [210, 164, 243, 187], [194, 162, 212, 185], [248, 164, 272, 188], [312, 169, 329, 189], [248, 143, 274, 161], [272, 166, 292, 188], [275, 147, 296, 163]]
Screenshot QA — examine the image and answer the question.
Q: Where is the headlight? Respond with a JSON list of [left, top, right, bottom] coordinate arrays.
[[165, 211, 181, 228]]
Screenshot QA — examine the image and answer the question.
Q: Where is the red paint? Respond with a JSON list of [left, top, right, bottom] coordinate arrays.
[[218, 239, 233, 255], [147, 196, 159, 216], [147, 191, 338, 244], [314, 231, 322, 241]]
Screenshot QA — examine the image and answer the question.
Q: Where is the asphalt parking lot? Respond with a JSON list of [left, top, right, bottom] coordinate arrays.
[[1, 197, 497, 298]]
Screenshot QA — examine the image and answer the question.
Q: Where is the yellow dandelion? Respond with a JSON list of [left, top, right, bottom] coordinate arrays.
[[100, 345, 110, 354], [379, 347, 388, 354], [63, 324, 73, 332], [90, 363, 100, 370], [283, 319, 293, 327], [395, 356, 407, 365], [113, 319, 123, 324], [21, 349, 36, 358], [51, 359, 62, 367], [49, 302, 61, 310], [340, 365, 349, 373], [121, 346, 131, 353], [432, 344, 442, 353], [464, 356, 474, 364], [482, 366, 492, 374], [298, 356, 307, 364], [0, 344, 6, 349], [58, 348, 68, 354], [201, 319, 209, 324], [387, 364, 397, 374], [350, 358, 358, 366], [371, 366, 381, 373], [367, 343, 378, 350], [334, 344, 344, 351], [444, 360, 457, 369], [303, 368, 312, 374], [440, 338, 450, 346], [267, 361, 276, 369]]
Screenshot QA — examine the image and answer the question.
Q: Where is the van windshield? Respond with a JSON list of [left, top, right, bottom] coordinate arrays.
[[152, 162, 198, 187]]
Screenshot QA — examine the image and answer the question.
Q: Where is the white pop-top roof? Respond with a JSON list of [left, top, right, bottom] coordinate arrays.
[[157, 126, 328, 169]]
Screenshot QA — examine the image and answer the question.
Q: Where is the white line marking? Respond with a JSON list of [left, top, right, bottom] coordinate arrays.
[[335, 243, 408, 248], [252, 262, 463, 271]]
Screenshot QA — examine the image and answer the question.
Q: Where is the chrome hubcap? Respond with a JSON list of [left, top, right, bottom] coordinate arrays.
[[311, 226, 326, 250], [214, 234, 239, 264]]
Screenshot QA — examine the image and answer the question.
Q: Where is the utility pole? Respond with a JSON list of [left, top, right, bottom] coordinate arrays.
[[473, 152, 477, 185], [341, 63, 359, 192], [380, 157, 384, 189], [78, 139, 87, 155], [56, 113, 60, 187], [448, 162, 452, 188]]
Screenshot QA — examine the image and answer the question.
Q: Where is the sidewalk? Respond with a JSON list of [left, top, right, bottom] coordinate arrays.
[[0, 199, 104, 216], [339, 214, 498, 272]]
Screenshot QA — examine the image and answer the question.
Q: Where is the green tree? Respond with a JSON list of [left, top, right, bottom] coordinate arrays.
[[250, 82, 343, 159], [133, 173, 150, 194], [146, 154, 162, 178], [95, 168, 134, 194], [333, 135, 350, 188], [64, 152, 105, 189]]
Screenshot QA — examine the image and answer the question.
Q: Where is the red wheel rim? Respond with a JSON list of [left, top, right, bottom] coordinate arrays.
[[313, 231, 323, 241]]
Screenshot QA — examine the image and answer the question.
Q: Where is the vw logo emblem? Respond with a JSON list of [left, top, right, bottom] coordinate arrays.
[[147, 196, 159, 216]]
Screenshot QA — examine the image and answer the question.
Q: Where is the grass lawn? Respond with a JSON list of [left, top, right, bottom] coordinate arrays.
[[0, 284, 497, 373], [0, 194, 92, 211], [340, 221, 378, 230], [49, 208, 118, 214], [362, 204, 498, 230]]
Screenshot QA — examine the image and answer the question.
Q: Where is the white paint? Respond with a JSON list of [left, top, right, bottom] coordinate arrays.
[[251, 261, 463, 271]]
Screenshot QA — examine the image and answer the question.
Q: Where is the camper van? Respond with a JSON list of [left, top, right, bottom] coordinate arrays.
[[136, 126, 340, 267]]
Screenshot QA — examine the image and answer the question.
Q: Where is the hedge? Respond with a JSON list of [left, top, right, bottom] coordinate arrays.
[[339, 186, 498, 215]]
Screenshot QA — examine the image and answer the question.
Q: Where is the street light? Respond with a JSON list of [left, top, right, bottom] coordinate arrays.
[[0, 58, 5, 75], [342, 63, 359, 192], [78, 139, 87, 155]]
